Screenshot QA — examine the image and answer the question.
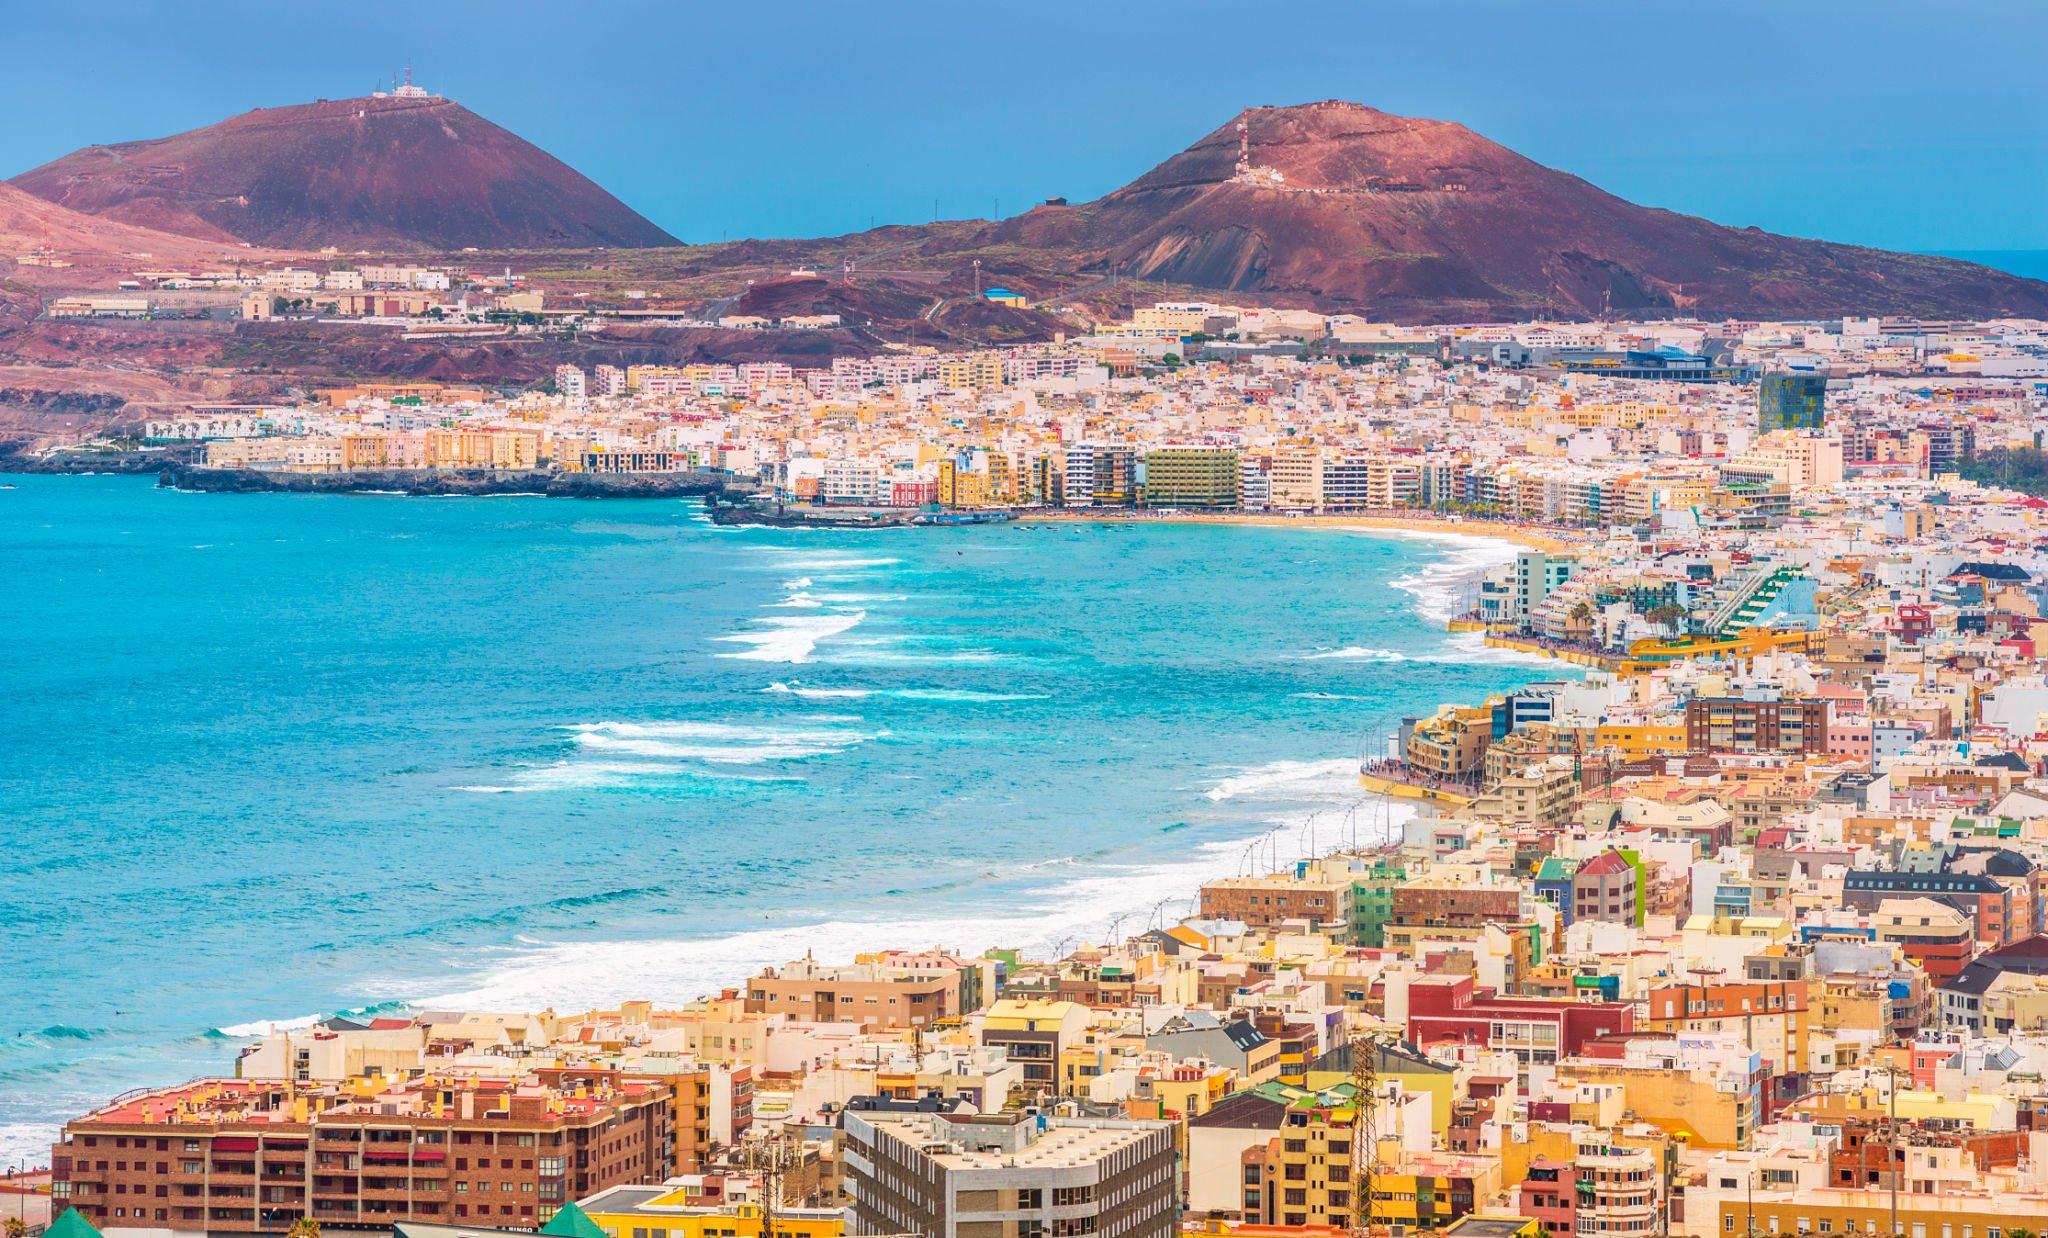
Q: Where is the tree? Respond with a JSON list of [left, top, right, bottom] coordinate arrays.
[[1645, 602, 1688, 630], [8, 1216, 29, 1238], [286, 1219, 321, 1238]]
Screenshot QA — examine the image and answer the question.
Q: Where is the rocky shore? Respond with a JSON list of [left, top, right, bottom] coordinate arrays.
[[157, 464, 736, 499], [0, 442, 192, 475]]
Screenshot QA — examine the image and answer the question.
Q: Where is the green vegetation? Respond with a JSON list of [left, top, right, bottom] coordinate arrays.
[[1958, 446, 2048, 496]]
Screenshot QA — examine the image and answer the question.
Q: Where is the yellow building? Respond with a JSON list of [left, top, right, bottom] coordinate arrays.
[[576, 1192, 842, 1238], [340, 433, 391, 470], [1713, 1187, 2048, 1238], [1407, 703, 1496, 781], [936, 353, 1005, 390], [1142, 446, 1241, 509], [1242, 1085, 1497, 1229], [423, 428, 539, 470], [1593, 720, 1689, 756], [1554, 1051, 1757, 1150]]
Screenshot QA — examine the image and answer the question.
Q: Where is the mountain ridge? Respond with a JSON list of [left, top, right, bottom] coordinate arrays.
[[980, 100, 2048, 321], [10, 94, 678, 252]]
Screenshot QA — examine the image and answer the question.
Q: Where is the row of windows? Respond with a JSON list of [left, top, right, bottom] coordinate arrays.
[[1726, 1217, 2007, 1238]]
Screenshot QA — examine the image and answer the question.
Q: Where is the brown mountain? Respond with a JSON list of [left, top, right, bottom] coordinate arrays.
[[11, 94, 677, 252], [0, 181, 266, 265], [989, 100, 2048, 321]]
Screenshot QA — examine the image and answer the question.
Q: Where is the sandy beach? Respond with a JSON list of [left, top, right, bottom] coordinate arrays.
[[1018, 509, 1586, 553]]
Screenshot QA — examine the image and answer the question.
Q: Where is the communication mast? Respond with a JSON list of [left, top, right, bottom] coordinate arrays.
[[739, 1134, 801, 1238], [1230, 108, 1284, 187], [1348, 1029, 1386, 1238]]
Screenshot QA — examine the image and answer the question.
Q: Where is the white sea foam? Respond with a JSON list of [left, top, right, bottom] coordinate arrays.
[[426, 751, 1412, 1027], [783, 576, 814, 589], [1203, 757, 1361, 802], [1304, 645, 1408, 662], [457, 759, 698, 794], [214, 1013, 321, 1037], [1290, 692, 1373, 701], [421, 763, 1412, 1011], [1374, 530, 1520, 626], [763, 682, 873, 700], [772, 592, 823, 609], [570, 720, 873, 763], [825, 647, 1002, 666], [1430, 629, 1570, 669], [762, 554, 901, 571], [715, 610, 866, 663], [890, 688, 1049, 702], [419, 836, 1245, 1010], [762, 682, 1045, 703]]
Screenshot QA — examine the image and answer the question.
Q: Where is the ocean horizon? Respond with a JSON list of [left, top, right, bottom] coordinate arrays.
[[0, 476, 1559, 1166], [1936, 249, 2048, 281]]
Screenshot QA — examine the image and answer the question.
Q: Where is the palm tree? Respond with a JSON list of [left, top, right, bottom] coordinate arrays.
[[286, 1218, 321, 1238]]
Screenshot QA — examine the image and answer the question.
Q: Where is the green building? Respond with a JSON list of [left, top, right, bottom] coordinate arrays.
[[1350, 857, 1407, 948], [1758, 372, 1828, 431], [1139, 446, 1241, 509]]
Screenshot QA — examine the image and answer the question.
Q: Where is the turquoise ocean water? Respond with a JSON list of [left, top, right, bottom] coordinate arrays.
[[0, 475, 1554, 1164]]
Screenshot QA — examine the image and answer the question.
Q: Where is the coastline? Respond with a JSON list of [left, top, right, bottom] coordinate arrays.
[[157, 463, 736, 499], [1018, 508, 1585, 553], [0, 488, 1557, 1171]]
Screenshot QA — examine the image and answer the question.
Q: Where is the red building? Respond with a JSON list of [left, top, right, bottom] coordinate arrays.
[[1517, 1156, 1577, 1236], [1403, 977, 1635, 1071]]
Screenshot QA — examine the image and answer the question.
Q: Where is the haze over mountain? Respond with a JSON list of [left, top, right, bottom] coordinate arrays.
[[10, 93, 677, 252], [987, 100, 2048, 321]]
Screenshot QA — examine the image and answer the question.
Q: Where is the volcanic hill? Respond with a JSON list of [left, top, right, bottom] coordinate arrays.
[[986, 100, 2048, 321], [0, 181, 261, 266], [11, 94, 677, 252]]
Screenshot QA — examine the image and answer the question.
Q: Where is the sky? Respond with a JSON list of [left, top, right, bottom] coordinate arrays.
[[6, 1, 2046, 253]]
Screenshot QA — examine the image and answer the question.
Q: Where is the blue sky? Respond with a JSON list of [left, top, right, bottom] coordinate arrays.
[[7, 1, 2046, 251]]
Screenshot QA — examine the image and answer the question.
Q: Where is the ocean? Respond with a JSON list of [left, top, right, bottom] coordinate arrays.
[[1938, 250, 2048, 281], [0, 475, 1557, 1165]]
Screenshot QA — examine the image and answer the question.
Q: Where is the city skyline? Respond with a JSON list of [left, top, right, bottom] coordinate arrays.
[[6, 0, 2048, 252]]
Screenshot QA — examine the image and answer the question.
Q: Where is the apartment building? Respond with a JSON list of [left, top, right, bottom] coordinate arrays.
[[1684, 697, 1830, 756], [1141, 447, 1241, 509], [745, 954, 986, 1032], [49, 1072, 672, 1233], [840, 1108, 1177, 1238], [1198, 871, 1358, 941], [978, 1000, 1091, 1095]]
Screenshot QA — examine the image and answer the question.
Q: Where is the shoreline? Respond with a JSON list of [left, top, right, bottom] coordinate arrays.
[[11, 467, 1584, 553], [1017, 509, 1585, 553], [0, 488, 1554, 1169], [157, 463, 736, 499]]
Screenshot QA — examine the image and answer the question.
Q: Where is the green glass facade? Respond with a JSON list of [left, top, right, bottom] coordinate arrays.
[[1759, 372, 1828, 431]]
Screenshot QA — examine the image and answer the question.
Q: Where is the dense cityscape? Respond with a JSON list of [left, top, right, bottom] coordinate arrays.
[[14, 296, 2048, 1238], [14, 12, 2048, 1238]]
